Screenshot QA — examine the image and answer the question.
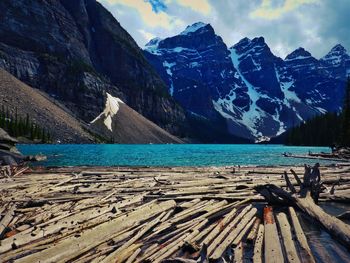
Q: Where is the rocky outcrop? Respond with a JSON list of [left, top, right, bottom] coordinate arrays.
[[0, 128, 23, 165], [0, 128, 17, 151], [0, 0, 186, 136]]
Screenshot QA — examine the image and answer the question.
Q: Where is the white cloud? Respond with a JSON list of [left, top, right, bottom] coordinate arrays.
[[98, 0, 349, 59], [174, 0, 211, 15], [138, 29, 156, 42], [251, 0, 319, 19], [101, 0, 184, 29]]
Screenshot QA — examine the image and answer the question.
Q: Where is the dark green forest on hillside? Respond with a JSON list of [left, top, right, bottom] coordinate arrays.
[[284, 78, 350, 147], [0, 106, 51, 143]]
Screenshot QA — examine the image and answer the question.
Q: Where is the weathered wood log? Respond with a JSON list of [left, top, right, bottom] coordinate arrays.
[[206, 205, 252, 256], [125, 248, 141, 263], [15, 201, 176, 263], [284, 171, 296, 193], [148, 219, 208, 263], [101, 212, 165, 263], [288, 207, 315, 263], [210, 207, 257, 260], [257, 184, 350, 248], [252, 224, 264, 263], [0, 205, 15, 238], [232, 216, 256, 246], [263, 207, 284, 263], [201, 208, 237, 245], [276, 212, 301, 263], [1, 164, 350, 262], [290, 169, 302, 186], [233, 241, 244, 263], [247, 217, 261, 242]]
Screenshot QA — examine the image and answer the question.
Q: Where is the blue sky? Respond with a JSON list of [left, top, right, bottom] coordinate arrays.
[[98, 0, 350, 59]]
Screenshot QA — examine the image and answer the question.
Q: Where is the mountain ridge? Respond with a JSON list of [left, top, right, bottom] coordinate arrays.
[[144, 22, 350, 141]]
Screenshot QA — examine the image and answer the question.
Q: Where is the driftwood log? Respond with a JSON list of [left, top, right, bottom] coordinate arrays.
[[1, 165, 349, 262], [255, 164, 350, 248]]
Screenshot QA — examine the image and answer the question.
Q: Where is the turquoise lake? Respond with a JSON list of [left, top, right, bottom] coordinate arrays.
[[17, 144, 332, 167]]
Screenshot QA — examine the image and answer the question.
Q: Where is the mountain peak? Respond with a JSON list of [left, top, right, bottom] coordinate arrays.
[[322, 44, 348, 59], [321, 44, 349, 66], [233, 37, 250, 47], [145, 37, 162, 47], [331, 44, 347, 53], [285, 47, 312, 61], [252, 36, 266, 45], [180, 22, 211, 35]]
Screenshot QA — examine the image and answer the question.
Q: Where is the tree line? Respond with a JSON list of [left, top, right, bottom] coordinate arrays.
[[284, 77, 350, 147], [0, 106, 52, 143]]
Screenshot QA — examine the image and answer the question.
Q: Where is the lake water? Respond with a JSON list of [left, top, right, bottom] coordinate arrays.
[[17, 144, 333, 167]]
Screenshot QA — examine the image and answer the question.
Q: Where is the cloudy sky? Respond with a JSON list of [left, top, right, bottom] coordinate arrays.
[[98, 0, 349, 59]]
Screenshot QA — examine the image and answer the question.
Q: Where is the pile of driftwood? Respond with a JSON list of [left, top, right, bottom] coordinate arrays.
[[0, 165, 349, 262], [284, 147, 350, 163]]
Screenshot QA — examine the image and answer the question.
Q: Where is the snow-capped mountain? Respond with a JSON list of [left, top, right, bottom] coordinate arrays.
[[144, 22, 350, 141], [320, 44, 350, 79]]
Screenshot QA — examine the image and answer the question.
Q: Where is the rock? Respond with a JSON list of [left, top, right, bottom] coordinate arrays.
[[0, 150, 24, 164], [0, 128, 17, 145], [24, 155, 47, 162], [0, 155, 17, 166]]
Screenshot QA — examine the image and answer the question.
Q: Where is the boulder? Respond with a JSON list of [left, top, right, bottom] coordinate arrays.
[[0, 128, 18, 145]]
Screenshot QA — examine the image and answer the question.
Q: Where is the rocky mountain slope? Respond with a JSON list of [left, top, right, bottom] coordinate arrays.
[[0, 0, 186, 138], [145, 22, 350, 141], [0, 69, 182, 144], [0, 69, 94, 143], [90, 93, 183, 144]]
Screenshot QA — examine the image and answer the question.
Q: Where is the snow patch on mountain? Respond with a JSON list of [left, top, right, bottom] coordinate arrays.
[[212, 88, 238, 121], [285, 55, 310, 62], [274, 66, 301, 107], [163, 61, 176, 96], [228, 48, 267, 138], [181, 22, 208, 35], [145, 37, 162, 55], [91, 93, 124, 131], [272, 107, 285, 135]]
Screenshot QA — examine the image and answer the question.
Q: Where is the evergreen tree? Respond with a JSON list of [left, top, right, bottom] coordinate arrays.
[[25, 113, 30, 133], [341, 77, 350, 146], [285, 112, 341, 146]]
